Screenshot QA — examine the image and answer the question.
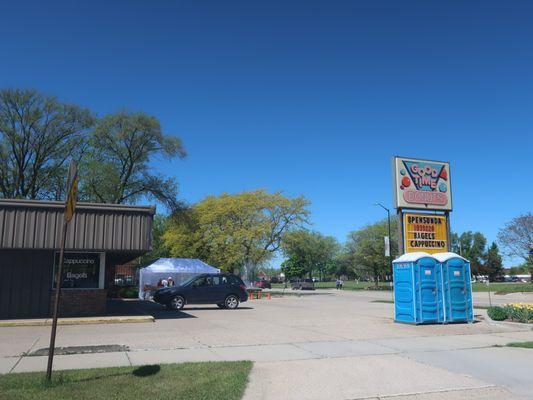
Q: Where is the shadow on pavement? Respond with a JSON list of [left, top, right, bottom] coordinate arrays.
[[106, 299, 196, 319]]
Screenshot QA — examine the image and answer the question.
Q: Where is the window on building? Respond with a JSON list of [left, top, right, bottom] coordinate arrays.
[[53, 252, 101, 289]]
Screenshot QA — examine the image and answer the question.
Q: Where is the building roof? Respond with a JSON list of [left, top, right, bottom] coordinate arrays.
[[0, 199, 155, 252]]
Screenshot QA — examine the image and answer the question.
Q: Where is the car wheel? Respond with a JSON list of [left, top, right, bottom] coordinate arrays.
[[225, 295, 239, 310], [169, 295, 185, 310], [217, 303, 226, 309]]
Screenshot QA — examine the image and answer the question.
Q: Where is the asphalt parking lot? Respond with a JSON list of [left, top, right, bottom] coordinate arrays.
[[1, 290, 532, 399]]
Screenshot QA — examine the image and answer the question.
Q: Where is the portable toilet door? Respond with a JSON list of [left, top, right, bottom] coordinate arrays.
[[393, 252, 443, 324], [393, 254, 421, 324], [415, 256, 444, 324], [434, 252, 474, 323]]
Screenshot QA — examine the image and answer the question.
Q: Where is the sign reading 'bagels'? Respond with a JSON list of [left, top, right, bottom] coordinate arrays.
[[393, 157, 452, 211], [403, 213, 448, 254]]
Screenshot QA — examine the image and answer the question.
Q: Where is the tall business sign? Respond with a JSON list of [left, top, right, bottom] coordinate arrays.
[[393, 157, 452, 254]]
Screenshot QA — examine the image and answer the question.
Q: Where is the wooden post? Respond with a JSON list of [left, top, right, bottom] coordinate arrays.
[[46, 219, 68, 381]]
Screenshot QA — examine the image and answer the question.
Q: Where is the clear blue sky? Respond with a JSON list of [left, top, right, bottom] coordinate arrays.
[[1, 1, 532, 264]]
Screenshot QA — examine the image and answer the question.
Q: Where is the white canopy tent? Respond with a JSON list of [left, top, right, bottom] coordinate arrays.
[[139, 258, 220, 300]]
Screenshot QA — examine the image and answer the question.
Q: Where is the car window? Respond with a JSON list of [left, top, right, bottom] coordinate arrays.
[[193, 276, 210, 287], [212, 276, 221, 285]]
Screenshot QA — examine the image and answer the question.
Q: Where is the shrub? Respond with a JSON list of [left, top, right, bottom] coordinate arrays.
[[118, 287, 139, 299], [487, 306, 508, 321], [487, 304, 533, 323], [503, 303, 533, 323]]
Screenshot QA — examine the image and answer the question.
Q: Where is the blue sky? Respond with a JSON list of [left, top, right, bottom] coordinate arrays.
[[1, 1, 532, 264]]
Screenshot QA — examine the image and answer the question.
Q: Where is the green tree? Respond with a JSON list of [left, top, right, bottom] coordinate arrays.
[[325, 253, 353, 279], [81, 111, 186, 210], [280, 257, 307, 279], [281, 230, 339, 279], [498, 212, 533, 279], [485, 242, 503, 281], [139, 214, 171, 265], [451, 231, 487, 275], [163, 189, 310, 274], [344, 218, 397, 286], [0, 89, 94, 200]]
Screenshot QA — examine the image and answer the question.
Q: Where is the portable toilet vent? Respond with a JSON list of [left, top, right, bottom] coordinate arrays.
[[393, 252, 445, 324], [434, 252, 474, 323]]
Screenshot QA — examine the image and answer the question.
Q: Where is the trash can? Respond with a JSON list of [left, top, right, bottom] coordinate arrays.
[[393, 252, 445, 324], [434, 252, 474, 323]]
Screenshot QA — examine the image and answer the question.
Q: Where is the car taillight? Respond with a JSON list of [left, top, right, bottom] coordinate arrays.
[[240, 284, 247, 291]]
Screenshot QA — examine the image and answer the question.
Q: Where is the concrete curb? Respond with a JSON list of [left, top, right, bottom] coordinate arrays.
[[0, 315, 154, 327]]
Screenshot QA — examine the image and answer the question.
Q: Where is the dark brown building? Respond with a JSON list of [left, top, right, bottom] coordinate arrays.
[[0, 199, 154, 319]]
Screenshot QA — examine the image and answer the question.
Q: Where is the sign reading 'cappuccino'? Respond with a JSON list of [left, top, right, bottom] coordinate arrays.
[[393, 157, 452, 211], [53, 252, 101, 289], [403, 213, 448, 254]]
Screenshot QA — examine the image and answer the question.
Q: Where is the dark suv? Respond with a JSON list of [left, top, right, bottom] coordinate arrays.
[[153, 274, 248, 310]]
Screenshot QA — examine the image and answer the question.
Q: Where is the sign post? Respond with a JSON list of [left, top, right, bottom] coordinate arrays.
[[46, 160, 78, 381]]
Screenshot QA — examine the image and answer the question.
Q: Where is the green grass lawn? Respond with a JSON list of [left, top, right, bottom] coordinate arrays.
[[272, 281, 391, 290], [471, 282, 533, 293], [506, 341, 533, 349], [272, 281, 532, 293], [0, 361, 252, 400]]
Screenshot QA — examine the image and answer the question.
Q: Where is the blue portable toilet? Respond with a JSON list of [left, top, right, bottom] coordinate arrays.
[[393, 252, 445, 324], [434, 252, 474, 323]]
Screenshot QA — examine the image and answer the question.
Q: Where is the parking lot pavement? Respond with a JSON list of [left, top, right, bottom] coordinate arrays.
[[1, 290, 532, 398]]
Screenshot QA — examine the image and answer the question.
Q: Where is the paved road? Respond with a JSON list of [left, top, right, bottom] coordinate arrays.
[[0, 290, 532, 399]]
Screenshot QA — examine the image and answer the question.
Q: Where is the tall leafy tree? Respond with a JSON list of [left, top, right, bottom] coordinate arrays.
[[451, 231, 487, 275], [280, 257, 307, 280], [0, 89, 94, 199], [344, 218, 398, 286], [498, 212, 533, 279], [163, 189, 309, 274], [81, 111, 186, 210], [281, 230, 339, 279], [485, 242, 503, 281], [138, 214, 171, 265]]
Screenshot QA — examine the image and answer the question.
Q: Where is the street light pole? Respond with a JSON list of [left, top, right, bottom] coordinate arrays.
[[374, 203, 392, 277]]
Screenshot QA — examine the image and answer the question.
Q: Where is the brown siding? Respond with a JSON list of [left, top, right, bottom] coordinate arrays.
[[0, 250, 53, 319], [0, 200, 154, 252]]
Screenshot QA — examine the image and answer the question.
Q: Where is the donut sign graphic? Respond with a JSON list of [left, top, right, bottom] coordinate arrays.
[[393, 157, 452, 211]]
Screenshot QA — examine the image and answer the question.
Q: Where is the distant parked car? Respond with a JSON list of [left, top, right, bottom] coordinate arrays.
[[254, 280, 271, 289], [153, 273, 248, 310], [291, 278, 315, 290]]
